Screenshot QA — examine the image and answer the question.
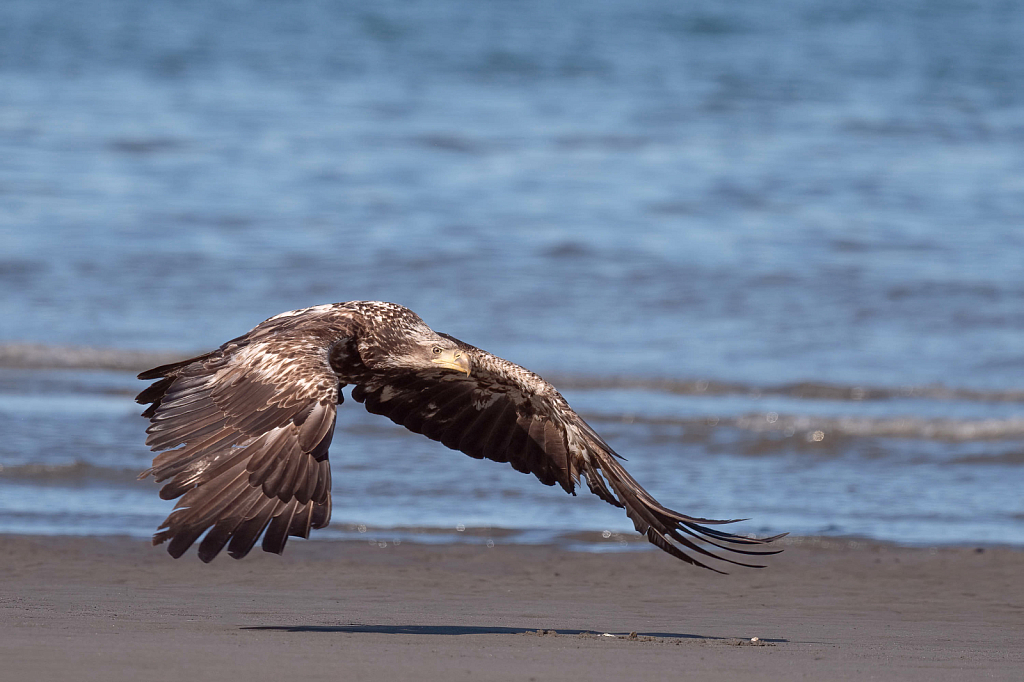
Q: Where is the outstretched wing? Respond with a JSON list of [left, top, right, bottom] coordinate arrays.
[[352, 336, 785, 572], [352, 356, 575, 494], [137, 326, 345, 562]]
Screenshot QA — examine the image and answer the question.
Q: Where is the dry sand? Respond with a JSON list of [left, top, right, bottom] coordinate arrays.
[[1, 533, 1021, 681]]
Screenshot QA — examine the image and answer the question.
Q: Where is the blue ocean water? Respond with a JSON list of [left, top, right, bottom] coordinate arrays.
[[1, 0, 1023, 549]]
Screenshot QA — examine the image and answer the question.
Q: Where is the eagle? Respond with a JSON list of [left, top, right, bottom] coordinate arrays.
[[137, 301, 783, 572]]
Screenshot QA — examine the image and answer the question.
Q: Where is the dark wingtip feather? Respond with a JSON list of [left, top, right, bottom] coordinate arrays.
[[137, 354, 208, 381], [588, 451, 785, 572], [136, 376, 174, 405], [138, 364, 179, 381]]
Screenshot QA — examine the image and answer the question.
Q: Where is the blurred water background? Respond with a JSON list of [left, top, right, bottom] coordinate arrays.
[[1, 0, 1023, 550]]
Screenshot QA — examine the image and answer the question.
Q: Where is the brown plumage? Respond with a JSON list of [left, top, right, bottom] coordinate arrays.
[[138, 301, 784, 571]]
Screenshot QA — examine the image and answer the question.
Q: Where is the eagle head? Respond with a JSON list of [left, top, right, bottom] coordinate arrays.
[[360, 326, 471, 376], [426, 343, 471, 376]]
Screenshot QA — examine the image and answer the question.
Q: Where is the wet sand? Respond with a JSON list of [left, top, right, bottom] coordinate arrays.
[[2, 534, 1021, 681]]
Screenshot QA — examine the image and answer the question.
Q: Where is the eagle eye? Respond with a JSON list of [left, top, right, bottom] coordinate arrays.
[[432, 346, 442, 354]]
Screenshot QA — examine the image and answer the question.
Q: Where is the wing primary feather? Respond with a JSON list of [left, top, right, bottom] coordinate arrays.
[[160, 463, 252, 531], [262, 501, 299, 554], [289, 502, 314, 539], [311, 494, 332, 529], [258, 442, 298, 499], [298, 402, 335, 452], [137, 353, 215, 381], [226, 498, 278, 559], [596, 454, 774, 570], [581, 462, 623, 507], [600, 455, 748, 525], [311, 459, 332, 505], [614, 482, 752, 570], [672, 525, 785, 557], [136, 376, 175, 407], [245, 429, 290, 481], [542, 420, 571, 491], [196, 487, 269, 562]]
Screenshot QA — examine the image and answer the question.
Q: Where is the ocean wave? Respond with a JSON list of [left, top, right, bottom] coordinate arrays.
[[553, 375, 1024, 404], [583, 411, 1024, 443], [0, 344, 190, 372], [946, 452, 1024, 466], [5, 344, 1024, 407], [0, 460, 142, 485]]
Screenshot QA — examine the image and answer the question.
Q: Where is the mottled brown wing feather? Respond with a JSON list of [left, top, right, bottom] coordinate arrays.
[[352, 371, 572, 493], [354, 336, 785, 572], [137, 333, 340, 562]]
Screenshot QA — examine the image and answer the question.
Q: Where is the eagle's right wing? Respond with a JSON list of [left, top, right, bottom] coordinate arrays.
[[137, 313, 353, 562]]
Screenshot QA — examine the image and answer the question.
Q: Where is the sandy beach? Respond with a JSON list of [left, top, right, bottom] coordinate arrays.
[[2, 534, 1021, 681]]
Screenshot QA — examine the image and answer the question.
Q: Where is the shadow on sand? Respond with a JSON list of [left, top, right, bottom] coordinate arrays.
[[244, 624, 787, 642]]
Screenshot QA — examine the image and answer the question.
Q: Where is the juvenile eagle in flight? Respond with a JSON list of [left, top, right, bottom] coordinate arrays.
[[138, 301, 782, 571]]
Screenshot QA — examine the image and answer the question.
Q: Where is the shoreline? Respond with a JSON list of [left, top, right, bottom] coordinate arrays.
[[3, 533, 1022, 681], [5, 524, 1024, 552]]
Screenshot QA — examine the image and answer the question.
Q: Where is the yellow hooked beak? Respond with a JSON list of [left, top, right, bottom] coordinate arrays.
[[431, 348, 472, 376]]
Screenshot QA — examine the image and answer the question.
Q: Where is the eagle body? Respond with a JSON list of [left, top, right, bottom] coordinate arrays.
[[138, 301, 782, 571]]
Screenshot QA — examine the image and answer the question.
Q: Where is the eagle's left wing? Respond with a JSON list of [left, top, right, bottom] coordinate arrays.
[[352, 336, 784, 572]]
